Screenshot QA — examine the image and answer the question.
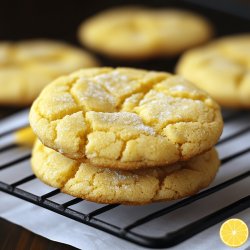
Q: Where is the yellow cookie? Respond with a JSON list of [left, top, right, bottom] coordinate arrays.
[[32, 140, 220, 205], [0, 40, 98, 106], [29, 67, 223, 170], [78, 7, 213, 60], [176, 34, 250, 108]]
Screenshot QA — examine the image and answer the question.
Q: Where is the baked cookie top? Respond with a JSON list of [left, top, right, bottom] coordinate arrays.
[[176, 34, 250, 108], [32, 140, 220, 205], [0, 40, 98, 106], [78, 7, 213, 60], [29, 67, 223, 169]]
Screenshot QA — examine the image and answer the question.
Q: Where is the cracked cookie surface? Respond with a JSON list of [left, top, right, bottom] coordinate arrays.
[[0, 40, 98, 106], [32, 140, 220, 205], [29, 67, 223, 169], [176, 34, 250, 108], [78, 7, 213, 60]]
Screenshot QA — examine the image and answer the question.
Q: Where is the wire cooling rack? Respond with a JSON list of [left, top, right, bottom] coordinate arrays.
[[0, 109, 249, 248]]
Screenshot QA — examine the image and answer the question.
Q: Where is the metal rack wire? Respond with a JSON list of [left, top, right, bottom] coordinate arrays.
[[0, 109, 249, 248]]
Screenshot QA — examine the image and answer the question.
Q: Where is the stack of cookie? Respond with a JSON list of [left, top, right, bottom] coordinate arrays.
[[30, 67, 223, 205]]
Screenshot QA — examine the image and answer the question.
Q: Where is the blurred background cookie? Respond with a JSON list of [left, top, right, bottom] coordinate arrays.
[[32, 140, 220, 205], [176, 34, 250, 108], [78, 7, 213, 60], [0, 40, 98, 106]]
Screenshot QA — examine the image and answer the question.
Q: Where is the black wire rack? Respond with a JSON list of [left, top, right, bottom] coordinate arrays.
[[0, 109, 249, 249]]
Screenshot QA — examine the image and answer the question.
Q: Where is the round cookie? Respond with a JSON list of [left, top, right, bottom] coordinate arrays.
[[0, 40, 98, 106], [32, 140, 220, 205], [176, 34, 250, 108], [29, 67, 223, 169], [78, 7, 213, 60]]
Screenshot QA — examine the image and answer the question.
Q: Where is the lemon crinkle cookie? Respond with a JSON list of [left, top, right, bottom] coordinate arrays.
[[78, 7, 213, 60], [0, 40, 98, 106], [176, 34, 250, 108], [32, 140, 220, 205], [29, 67, 223, 169]]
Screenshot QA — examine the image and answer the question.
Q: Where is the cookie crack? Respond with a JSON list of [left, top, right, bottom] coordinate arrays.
[[117, 76, 168, 110], [152, 163, 192, 201], [68, 77, 83, 107], [60, 162, 81, 188], [153, 183, 180, 201], [62, 164, 106, 197], [75, 112, 92, 158], [37, 71, 114, 123], [117, 139, 127, 161]]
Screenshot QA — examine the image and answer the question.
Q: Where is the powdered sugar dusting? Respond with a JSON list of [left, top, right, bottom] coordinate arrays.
[[93, 70, 136, 96], [53, 94, 74, 103], [103, 112, 155, 135], [94, 71, 129, 84], [170, 85, 187, 91], [80, 82, 117, 106], [88, 111, 155, 135]]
